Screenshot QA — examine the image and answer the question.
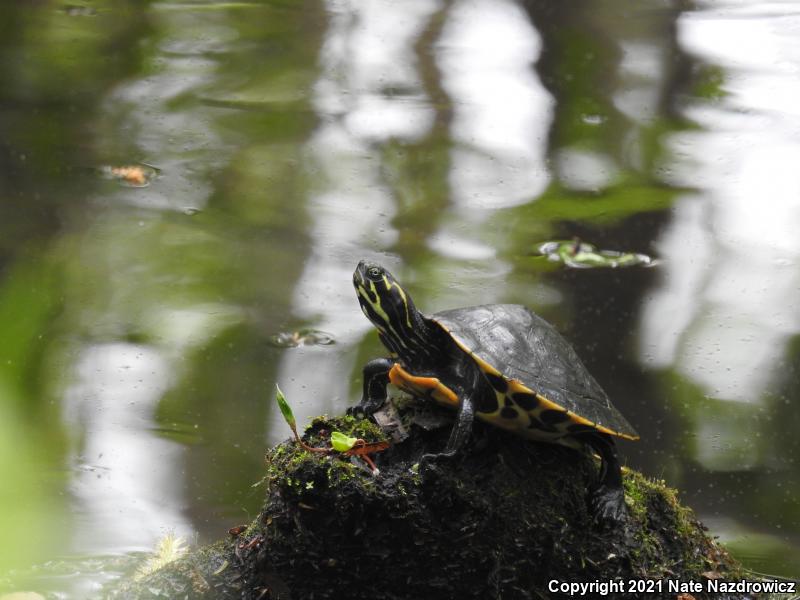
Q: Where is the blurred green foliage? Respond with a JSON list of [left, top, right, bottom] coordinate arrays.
[[0, 260, 66, 575]]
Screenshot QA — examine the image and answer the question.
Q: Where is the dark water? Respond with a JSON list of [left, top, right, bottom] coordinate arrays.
[[1, 0, 799, 595]]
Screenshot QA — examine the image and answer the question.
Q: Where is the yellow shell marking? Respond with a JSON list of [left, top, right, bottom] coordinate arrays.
[[381, 318, 639, 444], [436, 323, 640, 442]]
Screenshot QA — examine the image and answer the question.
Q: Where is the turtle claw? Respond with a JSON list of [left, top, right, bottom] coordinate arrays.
[[346, 397, 384, 418], [345, 404, 365, 418], [418, 450, 458, 477], [590, 485, 627, 525], [418, 452, 439, 474]]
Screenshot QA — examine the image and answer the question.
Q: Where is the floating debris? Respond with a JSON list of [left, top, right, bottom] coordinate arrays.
[[537, 239, 657, 269], [98, 164, 159, 187], [268, 329, 335, 348]]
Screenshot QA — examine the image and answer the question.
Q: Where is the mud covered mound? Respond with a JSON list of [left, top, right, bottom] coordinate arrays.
[[110, 406, 744, 600]]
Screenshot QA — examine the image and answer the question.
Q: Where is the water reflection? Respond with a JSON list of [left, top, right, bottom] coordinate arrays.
[[638, 0, 800, 571], [615, 41, 667, 126], [64, 344, 192, 552], [641, 3, 800, 409], [99, 4, 224, 213], [316, 0, 438, 141], [2, 0, 800, 593], [439, 0, 552, 209], [274, 0, 445, 431], [53, 0, 262, 557]]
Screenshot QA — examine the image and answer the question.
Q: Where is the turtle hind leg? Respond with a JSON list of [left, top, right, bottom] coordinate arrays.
[[581, 433, 627, 524], [348, 357, 394, 417]]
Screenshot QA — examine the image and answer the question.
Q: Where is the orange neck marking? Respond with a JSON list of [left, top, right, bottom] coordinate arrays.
[[388, 363, 459, 407]]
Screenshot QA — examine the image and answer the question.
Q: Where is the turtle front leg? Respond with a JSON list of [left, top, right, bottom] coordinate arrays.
[[584, 433, 627, 524], [349, 357, 394, 417]]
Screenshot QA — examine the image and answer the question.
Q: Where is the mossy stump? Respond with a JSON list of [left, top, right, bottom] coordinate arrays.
[[110, 401, 744, 600]]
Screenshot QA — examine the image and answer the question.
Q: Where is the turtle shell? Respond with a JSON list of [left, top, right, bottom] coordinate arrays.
[[431, 304, 639, 440]]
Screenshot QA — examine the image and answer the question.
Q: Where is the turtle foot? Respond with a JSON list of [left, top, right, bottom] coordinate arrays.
[[345, 404, 365, 418], [418, 451, 457, 477], [346, 397, 385, 418], [590, 484, 627, 525]]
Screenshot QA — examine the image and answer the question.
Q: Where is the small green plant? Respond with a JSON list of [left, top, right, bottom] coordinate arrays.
[[274, 385, 390, 474], [275, 384, 296, 431], [275, 385, 328, 454], [330, 431, 358, 452]]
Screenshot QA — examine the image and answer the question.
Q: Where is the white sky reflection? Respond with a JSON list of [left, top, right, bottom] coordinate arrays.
[[315, 0, 439, 141], [275, 0, 442, 433], [437, 0, 552, 209], [63, 344, 192, 553], [283, 0, 553, 426], [640, 3, 800, 409]]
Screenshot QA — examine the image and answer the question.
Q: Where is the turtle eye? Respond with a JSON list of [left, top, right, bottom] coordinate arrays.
[[368, 266, 382, 278]]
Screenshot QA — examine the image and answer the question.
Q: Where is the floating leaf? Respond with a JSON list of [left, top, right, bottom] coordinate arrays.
[[301, 330, 335, 345], [268, 329, 336, 348], [537, 239, 657, 269], [275, 384, 296, 429], [97, 163, 159, 187], [330, 431, 358, 452]]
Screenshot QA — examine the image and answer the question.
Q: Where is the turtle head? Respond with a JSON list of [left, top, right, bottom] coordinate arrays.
[[353, 261, 416, 331], [353, 261, 428, 361]]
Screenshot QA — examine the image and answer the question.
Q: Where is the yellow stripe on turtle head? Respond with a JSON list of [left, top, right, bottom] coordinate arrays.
[[356, 280, 410, 350], [382, 274, 413, 328]]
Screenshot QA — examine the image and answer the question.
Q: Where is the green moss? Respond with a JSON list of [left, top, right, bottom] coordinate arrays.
[[261, 415, 389, 505], [620, 470, 746, 581], [306, 414, 386, 442], [113, 413, 746, 599]]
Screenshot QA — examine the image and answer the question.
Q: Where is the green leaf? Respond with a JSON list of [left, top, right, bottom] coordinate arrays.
[[330, 431, 358, 452], [275, 384, 296, 429]]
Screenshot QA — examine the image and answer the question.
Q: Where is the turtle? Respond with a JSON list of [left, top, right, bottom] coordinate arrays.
[[351, 260, 639, 522]]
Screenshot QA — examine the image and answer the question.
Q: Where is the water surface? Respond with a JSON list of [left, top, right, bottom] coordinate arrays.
[[1, 0, 799, 594]]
